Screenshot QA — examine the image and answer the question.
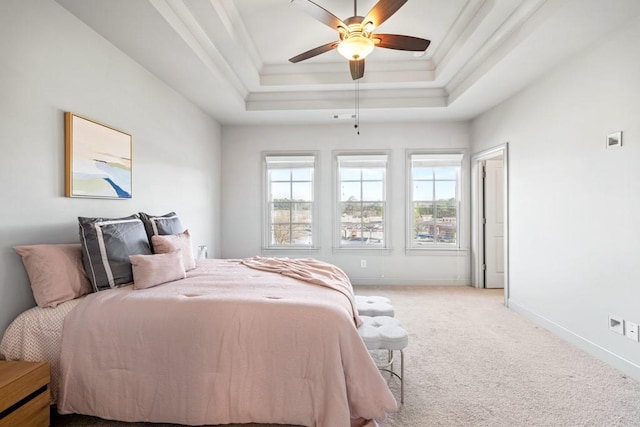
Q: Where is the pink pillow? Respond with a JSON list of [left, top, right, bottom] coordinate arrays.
[[130, 251, 186, 290], [151, 230, 196, 271], [14, 243, 92, 308]]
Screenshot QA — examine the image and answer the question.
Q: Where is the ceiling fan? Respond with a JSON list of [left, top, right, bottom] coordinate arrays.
[[289, 0, 431, 80]]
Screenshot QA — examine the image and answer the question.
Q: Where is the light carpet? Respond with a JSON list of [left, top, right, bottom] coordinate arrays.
[[52, 286, 640, 427]]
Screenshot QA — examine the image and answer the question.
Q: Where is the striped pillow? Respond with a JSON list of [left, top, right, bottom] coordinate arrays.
[[139, 212, 184, 250], [79, 215, 152, 292]]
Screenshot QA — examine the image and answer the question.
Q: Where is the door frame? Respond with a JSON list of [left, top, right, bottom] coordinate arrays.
[[471, 143, 510, 306]]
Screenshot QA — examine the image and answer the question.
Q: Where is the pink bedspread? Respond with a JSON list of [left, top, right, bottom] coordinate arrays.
[[240, 256, 362, 327], [57, 259, 396, 426]]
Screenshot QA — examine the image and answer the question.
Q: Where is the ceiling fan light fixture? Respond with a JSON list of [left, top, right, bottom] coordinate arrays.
[[337, 35, 375, 60]]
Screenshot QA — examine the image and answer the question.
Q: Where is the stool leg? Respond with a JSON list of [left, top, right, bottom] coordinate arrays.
[[400, 349, 405, 404]]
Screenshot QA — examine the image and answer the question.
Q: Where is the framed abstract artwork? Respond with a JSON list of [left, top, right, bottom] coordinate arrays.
[[65, 112, 132, 199]]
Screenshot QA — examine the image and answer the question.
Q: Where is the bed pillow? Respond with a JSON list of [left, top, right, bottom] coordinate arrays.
[[130, 251, 186, 290], [79, 214, 152, 292], [139, 212, 184, 248], [14, 243, 92, 308], [151, 230, 196, 271]]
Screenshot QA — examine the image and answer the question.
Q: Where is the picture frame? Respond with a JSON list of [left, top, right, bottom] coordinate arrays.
[[65, 112, 132, 199], [606, 131, 622, 149]]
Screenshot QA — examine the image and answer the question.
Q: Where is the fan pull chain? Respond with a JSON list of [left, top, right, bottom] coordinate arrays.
[[354, 79, 360, 135]]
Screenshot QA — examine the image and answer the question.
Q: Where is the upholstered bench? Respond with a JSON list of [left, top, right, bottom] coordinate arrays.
[[357, 315, 408, 403], [355, 295, 395, 317]]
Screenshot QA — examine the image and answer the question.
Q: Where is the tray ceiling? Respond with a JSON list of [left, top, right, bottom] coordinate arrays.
[[55, 0, 640, 124]]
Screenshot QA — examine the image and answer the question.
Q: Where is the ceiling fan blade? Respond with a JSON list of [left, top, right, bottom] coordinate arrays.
[[289, 41, 339, 63], [349, 59, 365, 80], [363, 0, 408, 30], [291, 0, 347, 31], [374, 34, 430, 51]]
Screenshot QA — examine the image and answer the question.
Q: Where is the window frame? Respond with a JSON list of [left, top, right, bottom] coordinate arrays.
[[333, 151, 391, 251], [262, 152, 319, 251], [406, 151, 464, 251]]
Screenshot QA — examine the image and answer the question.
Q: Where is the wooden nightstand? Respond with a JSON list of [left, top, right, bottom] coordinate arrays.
[[0, 361, 50, 427]]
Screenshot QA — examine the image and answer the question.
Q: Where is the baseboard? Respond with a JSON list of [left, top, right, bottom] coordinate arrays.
[[509, 299, 640, 382], [351, 278, 469, 286]]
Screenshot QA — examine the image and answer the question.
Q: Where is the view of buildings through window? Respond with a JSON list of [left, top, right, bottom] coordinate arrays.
[[338, 155, 388, 247], [265, 156, 314, 247], [409, 154, 461, 247], [264, 153, 460, 249]]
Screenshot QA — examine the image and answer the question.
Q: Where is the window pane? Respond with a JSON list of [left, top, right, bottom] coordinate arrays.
[[414, 202, 434, 221], [291, 224, 312, 245], [362, 167, 384, 181], [270, 169, 290, 181], [341, 202, 362, 221], [409, 156, 460, 248], [292, 182, 312, 201], [434, 166, 457, 180], [412, 167, 433, 180], [340, 222, 362, 244], [291, 167, 312, 181], [362, 202, 383, 219], [362, 204, 384, 245], [435, 223, 456, 244], [413, 181, 433, 201], [414, 228, 434, 244], [271, 224, 291, 245], [435, 181, 456, 201], [362, 181, 383, 201], [435, 203, 457, 244], [341, 182, 361, 202], [291, 203, 312, 223], [271, 182, 290, 201], [340, 167, 360, 181], [270, 203, 290, 224], [338, 156, 387, 249], [266, 156, 315, 248], [436, 203, 457, 220]]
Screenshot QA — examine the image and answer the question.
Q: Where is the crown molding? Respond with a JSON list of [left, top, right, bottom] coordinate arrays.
[[445, 0, 560, 103], [150, 0, 253, 99], [247, 88, 447, 112]]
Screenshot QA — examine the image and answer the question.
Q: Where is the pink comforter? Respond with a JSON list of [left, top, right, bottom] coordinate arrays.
[[58, 259, 396, 426]]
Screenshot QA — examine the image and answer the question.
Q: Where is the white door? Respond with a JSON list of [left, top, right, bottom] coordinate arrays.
[[484, 158, 504, 288]]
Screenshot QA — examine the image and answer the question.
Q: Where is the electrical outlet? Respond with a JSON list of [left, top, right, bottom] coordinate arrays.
[[360, 259, 367, 268], [608, 315, 624, 335], [624, 321, 639, 341]]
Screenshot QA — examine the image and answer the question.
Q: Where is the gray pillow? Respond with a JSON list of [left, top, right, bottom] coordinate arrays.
[[139, 212, 184, 248], [79, 214, 152, 292]]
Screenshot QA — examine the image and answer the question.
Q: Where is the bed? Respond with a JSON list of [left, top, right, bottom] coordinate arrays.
[[1, 258, 397, 427]]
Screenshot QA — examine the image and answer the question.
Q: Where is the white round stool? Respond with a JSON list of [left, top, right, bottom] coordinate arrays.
[[355, 295, 395, 317]]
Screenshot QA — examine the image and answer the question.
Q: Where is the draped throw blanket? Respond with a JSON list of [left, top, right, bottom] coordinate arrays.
[[240, 256, 362, 327]]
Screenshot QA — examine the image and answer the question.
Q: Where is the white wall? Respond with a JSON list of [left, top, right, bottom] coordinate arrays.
[[221, 122, 471, 285], [471, 17, 640, 379], [0, 0, 221, 335]]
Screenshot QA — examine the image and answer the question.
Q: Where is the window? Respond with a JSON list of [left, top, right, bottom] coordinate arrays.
[[265, 155, 315, 248], [408, 153, 462, 248], [337, 154, 388, 248]]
